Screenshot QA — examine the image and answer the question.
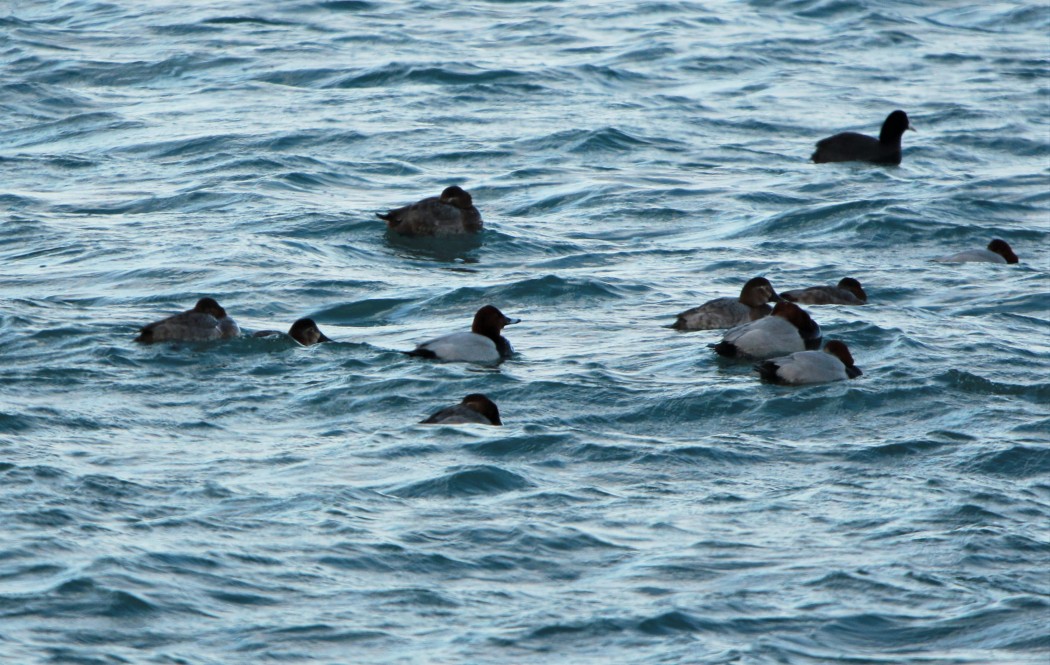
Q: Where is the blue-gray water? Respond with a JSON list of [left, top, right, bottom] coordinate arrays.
[[2, 1, 1048, 663]]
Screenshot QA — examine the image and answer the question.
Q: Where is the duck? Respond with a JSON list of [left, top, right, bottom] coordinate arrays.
[[935, 239, 1019, 264], [754, 340, 863, 385], [406, 305, 519, 363], [811, 110, 914, 165], [378, 185, 483, 236], [135, 297, 240, 344], [253, 318, 332, 346], [781, 277, 867, 305], [712, 301, 822, 360], [673, 277, 781, 330], [420, 394, 502, 426]]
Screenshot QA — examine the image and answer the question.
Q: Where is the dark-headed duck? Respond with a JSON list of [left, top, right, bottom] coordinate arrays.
[[673, 277, 782, 331], [935, 239, 1019, 264], [378, 186, 483, 236], [712, 301, 822, 360], [406, 305, 519, 363], [421, 393, 502, 426], [754, 340, 863, 385], [253, 318, 332, 346], [135, 297, 239, 344], [781, 278, 867, 305]]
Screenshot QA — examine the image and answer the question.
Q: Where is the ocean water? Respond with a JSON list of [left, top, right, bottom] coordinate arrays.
[[1, 0, 1048, 663]]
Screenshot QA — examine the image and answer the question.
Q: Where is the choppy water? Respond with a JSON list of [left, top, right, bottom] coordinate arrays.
[[2, 1, 1049, 663]]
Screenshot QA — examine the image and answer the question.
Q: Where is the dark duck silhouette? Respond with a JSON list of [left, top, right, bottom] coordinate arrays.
[[253, 318, 332, 346], [811, 110, 913, 165], [421, 394, 502, 426], [378, 186, 482, 236], [135, 298, 239, 344]]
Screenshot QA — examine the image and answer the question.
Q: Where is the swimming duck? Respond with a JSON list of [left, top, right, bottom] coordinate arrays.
[[406, 305, 519, 363], [935, 239, 1019, 264], [712, 301, 822, 360], [421, 393, 502, 425], [781, 278, 867, 305], [253, 318, 332, 346], [811, 110, 914, 165], [673, 277, 781, 330], [378, 186, 483, 236], [754, 340, 863, 385], [135, 297, 240, 344]]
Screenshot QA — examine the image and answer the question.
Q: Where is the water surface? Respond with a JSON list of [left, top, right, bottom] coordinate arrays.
[[2, 1, 1048, 663]]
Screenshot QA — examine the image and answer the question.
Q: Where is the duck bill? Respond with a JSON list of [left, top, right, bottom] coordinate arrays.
[[317, 332, 333, 343], [503, 317, 521, 325]]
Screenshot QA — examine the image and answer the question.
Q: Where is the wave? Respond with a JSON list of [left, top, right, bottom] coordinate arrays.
[[390, 465, 533, 498]]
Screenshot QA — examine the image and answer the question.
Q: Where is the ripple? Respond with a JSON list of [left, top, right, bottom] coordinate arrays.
[[2, 1, 1048, 663], [325, 63, 529, 89], [390, 465, 534, 498], [964, 445, 1050, 479]]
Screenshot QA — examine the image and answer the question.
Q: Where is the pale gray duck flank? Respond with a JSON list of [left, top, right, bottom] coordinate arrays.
[[935, 239, 1019, 264], [754, 340, 863, 385], [406, 305, 519, 363], [712, 301, 822, 360]]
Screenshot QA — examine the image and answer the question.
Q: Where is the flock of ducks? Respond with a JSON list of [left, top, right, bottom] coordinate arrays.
[[135, 110, 1021, 426]]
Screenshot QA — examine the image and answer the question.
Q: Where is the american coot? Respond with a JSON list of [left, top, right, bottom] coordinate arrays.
[[811, 110, 914, 165]]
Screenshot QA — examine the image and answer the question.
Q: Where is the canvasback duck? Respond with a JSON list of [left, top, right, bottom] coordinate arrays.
[[421, 393, 502, 426], [935, 239, 1019, 264], [253, 318, 332, 346], [781, 278, 867, 305], [673, 277, 781, 330], [811, 110, 914, 165], [712, 301, 822, 360], [378, 185, 483, 236], [754, 340, 863, 385], [406, 305, 519, 363], [135, 297, 239, 344]]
